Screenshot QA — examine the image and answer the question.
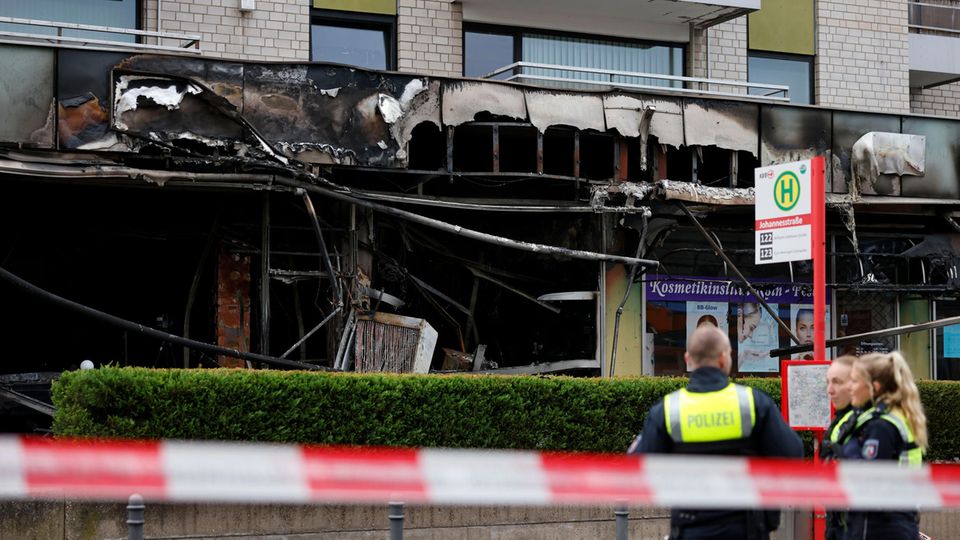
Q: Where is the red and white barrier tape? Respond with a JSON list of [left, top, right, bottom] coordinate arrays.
[[2, 436, 959, 510]]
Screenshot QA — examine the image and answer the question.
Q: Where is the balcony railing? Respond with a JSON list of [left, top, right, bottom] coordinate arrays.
[[483, 62, 790, 102], [909, 1, 960, 35], [0, 16, 202, 55]]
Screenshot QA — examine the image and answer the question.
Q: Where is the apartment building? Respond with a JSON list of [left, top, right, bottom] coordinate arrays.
[[1, 0, 960, 404]]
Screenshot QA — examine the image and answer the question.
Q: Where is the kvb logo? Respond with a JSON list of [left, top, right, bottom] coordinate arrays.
[[774, 171, 801, 212]]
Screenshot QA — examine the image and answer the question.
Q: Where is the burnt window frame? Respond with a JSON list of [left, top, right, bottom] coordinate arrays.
[[462, 22, 686, 79], [310, 8, 396, 71]]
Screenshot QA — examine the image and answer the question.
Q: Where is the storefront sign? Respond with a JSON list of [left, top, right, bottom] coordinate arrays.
[[755, 159, 814, 264], [646, 276, 817, 304]]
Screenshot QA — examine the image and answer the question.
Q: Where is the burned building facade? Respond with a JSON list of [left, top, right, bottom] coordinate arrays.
[[3, 22, 960, 432]]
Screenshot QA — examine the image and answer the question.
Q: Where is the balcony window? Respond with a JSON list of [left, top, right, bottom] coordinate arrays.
[[465, 30, 514, 80], [748, 52, 813, 104], [311, 10, 394, 71], [465, 25, 684, 88], [0, 0, 138, 42]]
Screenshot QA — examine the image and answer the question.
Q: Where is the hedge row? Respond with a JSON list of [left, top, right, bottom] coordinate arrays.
[[51, 368, 960, 460]]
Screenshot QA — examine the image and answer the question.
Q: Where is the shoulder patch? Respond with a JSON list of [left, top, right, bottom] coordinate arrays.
[[862, 439, 880, 460]]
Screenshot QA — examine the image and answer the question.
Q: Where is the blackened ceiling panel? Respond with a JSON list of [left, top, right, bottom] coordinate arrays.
[[440, 80, 528, 126], [683, 99, 759, 156], [118, 55, 245, 113], [0, 45, 55, 148], [901, 116, 960, 199], [243, 64, 427, 166], [759, 105, 831, 187], [831, 111, 900, 195], [57, 49, 132, 149], [525, 90, 606, 133], [111, 73, 245, 146]]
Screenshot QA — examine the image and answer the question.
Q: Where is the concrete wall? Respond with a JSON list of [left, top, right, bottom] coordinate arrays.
[[0, 501, 671, 540], [4, 500, 959, 539]]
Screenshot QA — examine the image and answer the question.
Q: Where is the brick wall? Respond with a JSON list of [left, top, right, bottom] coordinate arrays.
[[397, 0, 463, 77], [216, 248, 252, 368], [707, 17, 748, 83], [911, 83, 960, 118], [144, 0, 310, 62], [815, 0, 910, 112]]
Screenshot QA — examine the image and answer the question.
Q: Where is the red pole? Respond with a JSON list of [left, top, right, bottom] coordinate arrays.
[[812, 156, 826, 361], [812, 156, 827, 540]]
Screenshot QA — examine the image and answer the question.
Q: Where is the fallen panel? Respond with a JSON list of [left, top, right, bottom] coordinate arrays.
[[441, 80, 527, 126], [851, 132, 925, 197], [525, 90, 606, 133], [683, 99, 758, 155], [354, 312, 438, 374], [0, 45, 55, 147], [831, 111, 900, 195]]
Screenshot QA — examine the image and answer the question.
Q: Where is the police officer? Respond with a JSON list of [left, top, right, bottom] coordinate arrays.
[[819, 355, 858, 540], [841, 352, 926, 539], [628, 324, 803, 540]]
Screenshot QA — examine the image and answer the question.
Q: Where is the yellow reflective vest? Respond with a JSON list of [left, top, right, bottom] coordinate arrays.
[[829, 408, 856, 444], [664, 382, 757, 443], [854, 406, 923, 468]]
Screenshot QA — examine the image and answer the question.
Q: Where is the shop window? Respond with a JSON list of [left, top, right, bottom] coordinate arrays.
[[748, 52, 813, 104], [311, 10, 394, 70], [464, 24, 684, 87], [0, 0, 138, 42], [644, 228, 830, 376]]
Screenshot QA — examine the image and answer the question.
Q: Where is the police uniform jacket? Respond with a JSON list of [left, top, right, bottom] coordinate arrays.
[[629, 366, 803, 539], [841, 403, 922, 540], [821, 405, 855, 540]]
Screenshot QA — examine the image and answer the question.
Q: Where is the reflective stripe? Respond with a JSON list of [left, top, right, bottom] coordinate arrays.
[[853, 406, 923, 468], [735, 385, 754, 438], [829, 409, 856, 443], [880, 412, 911, 444], [878, 411, 923, 468], [667, 391, 683, 443]]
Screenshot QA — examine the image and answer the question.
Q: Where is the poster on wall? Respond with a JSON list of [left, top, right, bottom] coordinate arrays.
[[790, 304, 831, 360], [645, 275, 832, 373], [685, 301, 729, 371], [736, 302, 780, 372], [945, 325, 960, 358]]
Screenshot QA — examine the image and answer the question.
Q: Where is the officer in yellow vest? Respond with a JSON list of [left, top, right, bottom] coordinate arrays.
[[840, 352, 926, 539], [628, 324, 803, 540]]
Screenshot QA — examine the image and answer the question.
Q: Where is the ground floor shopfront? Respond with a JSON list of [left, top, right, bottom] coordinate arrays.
[[609, 223, 960, 382]]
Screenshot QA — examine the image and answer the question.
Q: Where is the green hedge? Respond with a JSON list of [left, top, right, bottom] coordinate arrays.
[[51, 368, 956, 460]]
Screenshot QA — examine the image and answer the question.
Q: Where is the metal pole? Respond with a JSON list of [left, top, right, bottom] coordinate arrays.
[[260, 192, 271, 357], [615, 505, 629, 540], [389, 501, 404, 540], [675, 201, 799, 344], [127, 494, 144, 540]]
